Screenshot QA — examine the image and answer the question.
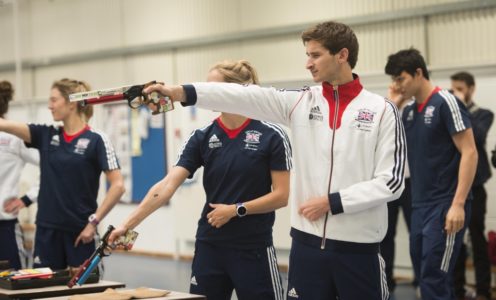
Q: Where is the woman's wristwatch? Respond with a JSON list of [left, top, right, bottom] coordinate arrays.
[[88, 214, 100, 226]]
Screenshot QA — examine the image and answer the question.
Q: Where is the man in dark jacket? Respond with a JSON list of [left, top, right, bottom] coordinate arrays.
[[451, 71, 493, 300]]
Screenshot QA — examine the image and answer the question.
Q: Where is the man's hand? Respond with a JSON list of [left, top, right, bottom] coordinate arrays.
[[444, 203, 465, 234], [3, 198, 26, 215], [207, 203, 236, 228], [388, 83, 404, 106], [298, 196, 330, 221], [74, 224, 97, 246], [143, 84, 185, 114]]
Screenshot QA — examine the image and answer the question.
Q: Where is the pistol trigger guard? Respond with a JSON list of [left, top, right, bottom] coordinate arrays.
[[124, 85, 146, 109]]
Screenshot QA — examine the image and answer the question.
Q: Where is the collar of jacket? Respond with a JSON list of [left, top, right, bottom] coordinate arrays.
[[322, 73, 363, 103]]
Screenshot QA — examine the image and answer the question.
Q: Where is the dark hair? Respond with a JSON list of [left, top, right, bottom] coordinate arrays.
[[385, 48, 430, 80], [301, 21, 359, 69], [450, 71, 475, 87], [52, 78, 93, 121], [0, 80, 14, 118]]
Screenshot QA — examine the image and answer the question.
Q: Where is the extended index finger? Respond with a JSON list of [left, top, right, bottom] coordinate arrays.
[[74, 235, 82, 247], [143, 84, 165, 95], [444, 218, 455, 234]]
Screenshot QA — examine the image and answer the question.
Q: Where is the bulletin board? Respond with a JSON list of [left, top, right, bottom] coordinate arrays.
[[101, 104, 168, 203]]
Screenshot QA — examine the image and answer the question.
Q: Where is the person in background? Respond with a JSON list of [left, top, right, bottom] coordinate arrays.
[[109, 60, 291, 300], [0, 78, 124, 271], [451, 71, 493, 300], [0, 80, 39, 270], [143, 21, 405, 300], [385, 48, 478, 300], [380, 82, 417, 294]]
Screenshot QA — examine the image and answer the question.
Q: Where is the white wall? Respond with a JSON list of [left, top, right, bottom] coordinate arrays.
[[1, 0, 496, 273]]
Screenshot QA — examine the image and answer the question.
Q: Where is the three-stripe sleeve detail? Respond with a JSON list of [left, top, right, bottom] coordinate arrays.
[[91, 129, 119, 170], [173, 123, 211, 166], [385, 101, 406, 193], [439, 90, 466, 132], [261, 121, 293, 170]]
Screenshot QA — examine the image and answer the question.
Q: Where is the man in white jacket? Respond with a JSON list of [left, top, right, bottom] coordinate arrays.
[[145, 21, 405, 300], [0, 81, 39, 270]]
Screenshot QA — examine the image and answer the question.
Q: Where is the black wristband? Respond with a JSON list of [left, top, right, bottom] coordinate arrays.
[[181, 84, 197, 107], [328, 192, 344, 215], [20, 195, 33, 207]]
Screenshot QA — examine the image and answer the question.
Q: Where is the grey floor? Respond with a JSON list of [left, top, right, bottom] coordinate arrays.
[[103, 253, 419, 300]]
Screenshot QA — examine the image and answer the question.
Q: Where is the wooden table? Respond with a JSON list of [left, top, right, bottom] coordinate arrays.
[[0, 280, 125, 299], [38, 290, 206, 300]]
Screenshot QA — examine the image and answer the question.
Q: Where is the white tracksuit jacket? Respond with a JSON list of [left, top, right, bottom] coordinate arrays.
[[185, 76, 406, 245], [0, 131, 39, 221]]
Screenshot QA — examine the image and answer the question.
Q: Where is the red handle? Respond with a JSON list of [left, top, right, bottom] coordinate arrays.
[[67, 259, 90, 288], [83, 94, 125, 105]]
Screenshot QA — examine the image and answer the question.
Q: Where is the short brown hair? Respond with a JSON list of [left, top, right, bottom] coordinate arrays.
[[52, 78, 94, 121], [385, 48, 430, 80], [301, 21, 359, 69], [0, 80, 14, 118], [451, 71, 475, 87], [209, 60, 260, 85]]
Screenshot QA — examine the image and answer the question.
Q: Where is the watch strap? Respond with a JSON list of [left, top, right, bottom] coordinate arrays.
[[88, 214, 100, 226]]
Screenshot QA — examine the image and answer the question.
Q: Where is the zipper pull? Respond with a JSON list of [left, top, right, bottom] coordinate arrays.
[[321, 213, 329, 249]]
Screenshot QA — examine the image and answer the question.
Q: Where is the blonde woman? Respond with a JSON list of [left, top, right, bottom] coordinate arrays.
[[109, 60, 291, 300], [0, 79, 124, 270]]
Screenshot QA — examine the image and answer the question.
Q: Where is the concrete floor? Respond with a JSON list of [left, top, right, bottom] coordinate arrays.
[[103, 252, 420, 300]]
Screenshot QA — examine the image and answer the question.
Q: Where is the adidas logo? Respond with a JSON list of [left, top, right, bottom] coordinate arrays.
[[209, 134, 220, 143], [50, 135, 60, 146], [190, 276, 198, 286], [208, 134, 222, 149], [310, 106, 321, 114], [288, 287, 299, 298], [33, 256, 41, 265], [407, 110, 414, 121]]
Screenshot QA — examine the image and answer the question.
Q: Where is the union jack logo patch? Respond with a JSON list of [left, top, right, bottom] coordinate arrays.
[[244, 130, 262, 144], [356, 109, 376, 123], [425, 106, 435, 118]]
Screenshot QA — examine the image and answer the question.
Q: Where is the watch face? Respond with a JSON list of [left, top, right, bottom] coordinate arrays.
[[237, 204, 247, 217], [88, 214, 98, 225]]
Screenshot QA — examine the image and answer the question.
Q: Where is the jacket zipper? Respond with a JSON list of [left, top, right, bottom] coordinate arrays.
[[321, 85, 339, 249]]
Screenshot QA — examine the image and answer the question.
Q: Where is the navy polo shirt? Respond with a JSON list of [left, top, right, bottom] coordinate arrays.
[[27, 124, 120, 232], [403, 88, 472, 207], [176, 118, 292, 249]]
